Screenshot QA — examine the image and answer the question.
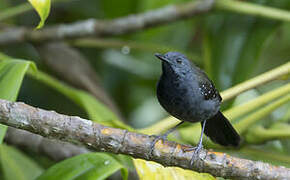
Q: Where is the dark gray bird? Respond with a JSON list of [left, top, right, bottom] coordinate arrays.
[[152, 52, 240, 163]]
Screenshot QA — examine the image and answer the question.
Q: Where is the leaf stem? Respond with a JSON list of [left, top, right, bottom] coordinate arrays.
[[236, 94, 290, 134], [245, 124, 290, 144], [216, 0, 290, 22], [221, 62, 290, 101], [224, 83, 290, 120]]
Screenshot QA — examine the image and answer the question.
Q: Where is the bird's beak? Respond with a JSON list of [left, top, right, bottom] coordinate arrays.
[[155, 53, 170, 63]]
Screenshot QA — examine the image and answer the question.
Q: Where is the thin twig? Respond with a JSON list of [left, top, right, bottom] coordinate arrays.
[[0, 0, 215, 45], [0, 99, 289, 180], [216, 0, 290, 22]]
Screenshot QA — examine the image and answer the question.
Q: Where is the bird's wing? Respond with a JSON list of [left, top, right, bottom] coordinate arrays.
[[194, 66, 222, 101]]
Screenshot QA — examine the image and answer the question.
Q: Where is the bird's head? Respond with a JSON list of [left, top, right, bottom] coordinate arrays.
[[155, 52, 192, 74]]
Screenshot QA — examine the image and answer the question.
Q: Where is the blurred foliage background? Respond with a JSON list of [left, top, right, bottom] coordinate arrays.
[[0, 0, 289, 179]]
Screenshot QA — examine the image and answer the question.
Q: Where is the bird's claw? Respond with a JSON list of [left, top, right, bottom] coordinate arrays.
[[149, 134, 168, 156], [184, 145, 204, 166]]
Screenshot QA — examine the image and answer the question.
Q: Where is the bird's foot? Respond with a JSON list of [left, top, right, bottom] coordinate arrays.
[[149, 134, 168, 156], [149, 121, 184, 157], [184, 144, 204, 166]]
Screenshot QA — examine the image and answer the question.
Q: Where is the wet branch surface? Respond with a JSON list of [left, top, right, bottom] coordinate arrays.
[[0, 99, 289, 180], [0, 0, 214, 45]]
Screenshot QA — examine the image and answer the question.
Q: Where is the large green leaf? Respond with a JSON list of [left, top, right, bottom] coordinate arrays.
[[203, 0, 290, 90], [0, 59, 36, 144], [0, 144, 43, 180], [36, 153, 128, 180], [0, 59, 40, 180]]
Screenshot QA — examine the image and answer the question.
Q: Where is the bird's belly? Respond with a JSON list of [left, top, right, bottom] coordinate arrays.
[[157, 83, 219, 122]]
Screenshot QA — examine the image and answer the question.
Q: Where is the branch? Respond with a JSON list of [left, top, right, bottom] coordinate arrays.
[[0, 0, 214, 45], [5, 127, 90, 161], [1, 0, 290, 45], [0, 99, 289, 179], [0, 47, 122, 160]]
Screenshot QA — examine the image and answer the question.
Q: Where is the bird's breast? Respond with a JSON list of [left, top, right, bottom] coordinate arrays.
[[157, 74, 220, 122]]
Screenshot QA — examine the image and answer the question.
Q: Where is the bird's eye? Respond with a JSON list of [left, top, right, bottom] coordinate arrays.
[[176, 58, 182, 64]]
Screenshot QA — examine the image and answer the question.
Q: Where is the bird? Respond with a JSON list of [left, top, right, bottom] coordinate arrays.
[[152, 52, 241, 164]]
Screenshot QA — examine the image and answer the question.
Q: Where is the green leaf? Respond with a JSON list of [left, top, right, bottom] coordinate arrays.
[[203, 0, 290, 90], [0, 52, 11, 60], [0, 53, 130, 130], [34, 71, 132, 130], [0, 144, 43, 180], [27, 0, 51, 29], [0, 53, 131, 133], [37, 153, 128, 180], [0, 59, 36, 144], [0, 60, 33, 101], [110, 154, 135, 173]]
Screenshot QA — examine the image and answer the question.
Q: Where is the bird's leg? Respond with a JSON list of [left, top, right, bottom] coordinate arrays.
[[184, 120, 207, 165], [149, 121, 184, 155]]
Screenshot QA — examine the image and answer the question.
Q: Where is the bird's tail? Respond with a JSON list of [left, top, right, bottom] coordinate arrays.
[[202, 111, 241, 147]]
